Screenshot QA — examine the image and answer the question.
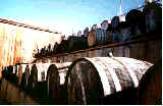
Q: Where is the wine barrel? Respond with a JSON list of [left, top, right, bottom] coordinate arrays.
[[60, 39, 69, 53], [87, 28, 108, 47], [65, 57, 153, 104], [46, 62, 71, 104], [119, 22, 132, 42], [101, 20, 109, 30], [9, 65, 17, 84], [111, 16, 121, 43], [16, 64, 27, 86], [112, 30, 120, 43], [126, 9, 145, 38], [2, 66, 13, 80], [137, 59, 161, 105], [28, 63, 51, 89], [68, 36, 87, 52], [53, 42, 59, 54], [21, 64, 32, 90], [111, 16, 120, 30], [55, 40, 69, 54], [83, 27, 89, 37], [106, 24, 113, 43], [143, 2, 162, 34]]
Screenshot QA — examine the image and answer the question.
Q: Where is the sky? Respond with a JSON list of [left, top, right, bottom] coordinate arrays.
[[0, 0, 144, 35]]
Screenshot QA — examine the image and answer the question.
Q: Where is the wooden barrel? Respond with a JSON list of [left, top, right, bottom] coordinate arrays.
[[65, 57, 153, 104], [83, 27, 89, 37], [9, 65, 18, 84], [46, 62, 71, 104], [28, 64, 38, 90], [52, 42, 59, 54], [28, 63, 51, 89], [106, 24, 113, 43], [2, 66, 13, 81], [55, 40, 69, 54], [87, 28, 108, 47], [143, 2, 162, 34], [16, 64, 27, 86], [101, 20, 109, 31], [126, 9, 145, 38], [119, 22, 132, 42], [111, 16, 120, 30], [110, 16, 121, 43], [60, 39, 69, 53], [137, 59, 161, 105], [68, 36, 87, 52], [21, 64, 32, 90], [112, 30, 120, 43]]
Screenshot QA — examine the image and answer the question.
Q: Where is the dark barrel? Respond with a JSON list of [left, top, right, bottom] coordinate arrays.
[[126, 9, 145, 39], [27, 62, 51, 103], [137, 59, 162, 105], [28, 63, 50, 90], [143, 2, 162, 34], [87, 28, 108, 47], [16, 64, 27, 86], [46, 62, 71, 104], [68, 36, 87, 52], [55, 40, 69, 54], [83, 27, 89, 37], [111, 16, 121, 43], [119, 22, 132, 42], [21, 64, 31, 90], [65, 57, 152, 104], [2, 66, 13, 81], [8, 65, 17, 84], [28, 64, 38, 92], [111, 16, 120, 30], [106, 23, 113, 43], [52, 42, 59, 54]]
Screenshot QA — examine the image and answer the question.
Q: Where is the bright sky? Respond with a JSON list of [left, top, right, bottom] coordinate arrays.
[[0, 0, 144, 35]]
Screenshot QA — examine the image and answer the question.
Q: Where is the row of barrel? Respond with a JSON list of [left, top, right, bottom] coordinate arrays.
[[1, 57, 161, 104], [34, 1, 161, 58]]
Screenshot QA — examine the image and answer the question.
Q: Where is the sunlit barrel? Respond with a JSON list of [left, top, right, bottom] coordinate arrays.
[[65, 57, 153, 104], [143, 2, 162, 33], [46, 62, 71, 104], [137, 59, 161, 105], [87, 28, 108, 47]]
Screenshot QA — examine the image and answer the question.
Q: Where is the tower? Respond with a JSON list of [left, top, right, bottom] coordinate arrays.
[[119, 0, 122, 15]]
